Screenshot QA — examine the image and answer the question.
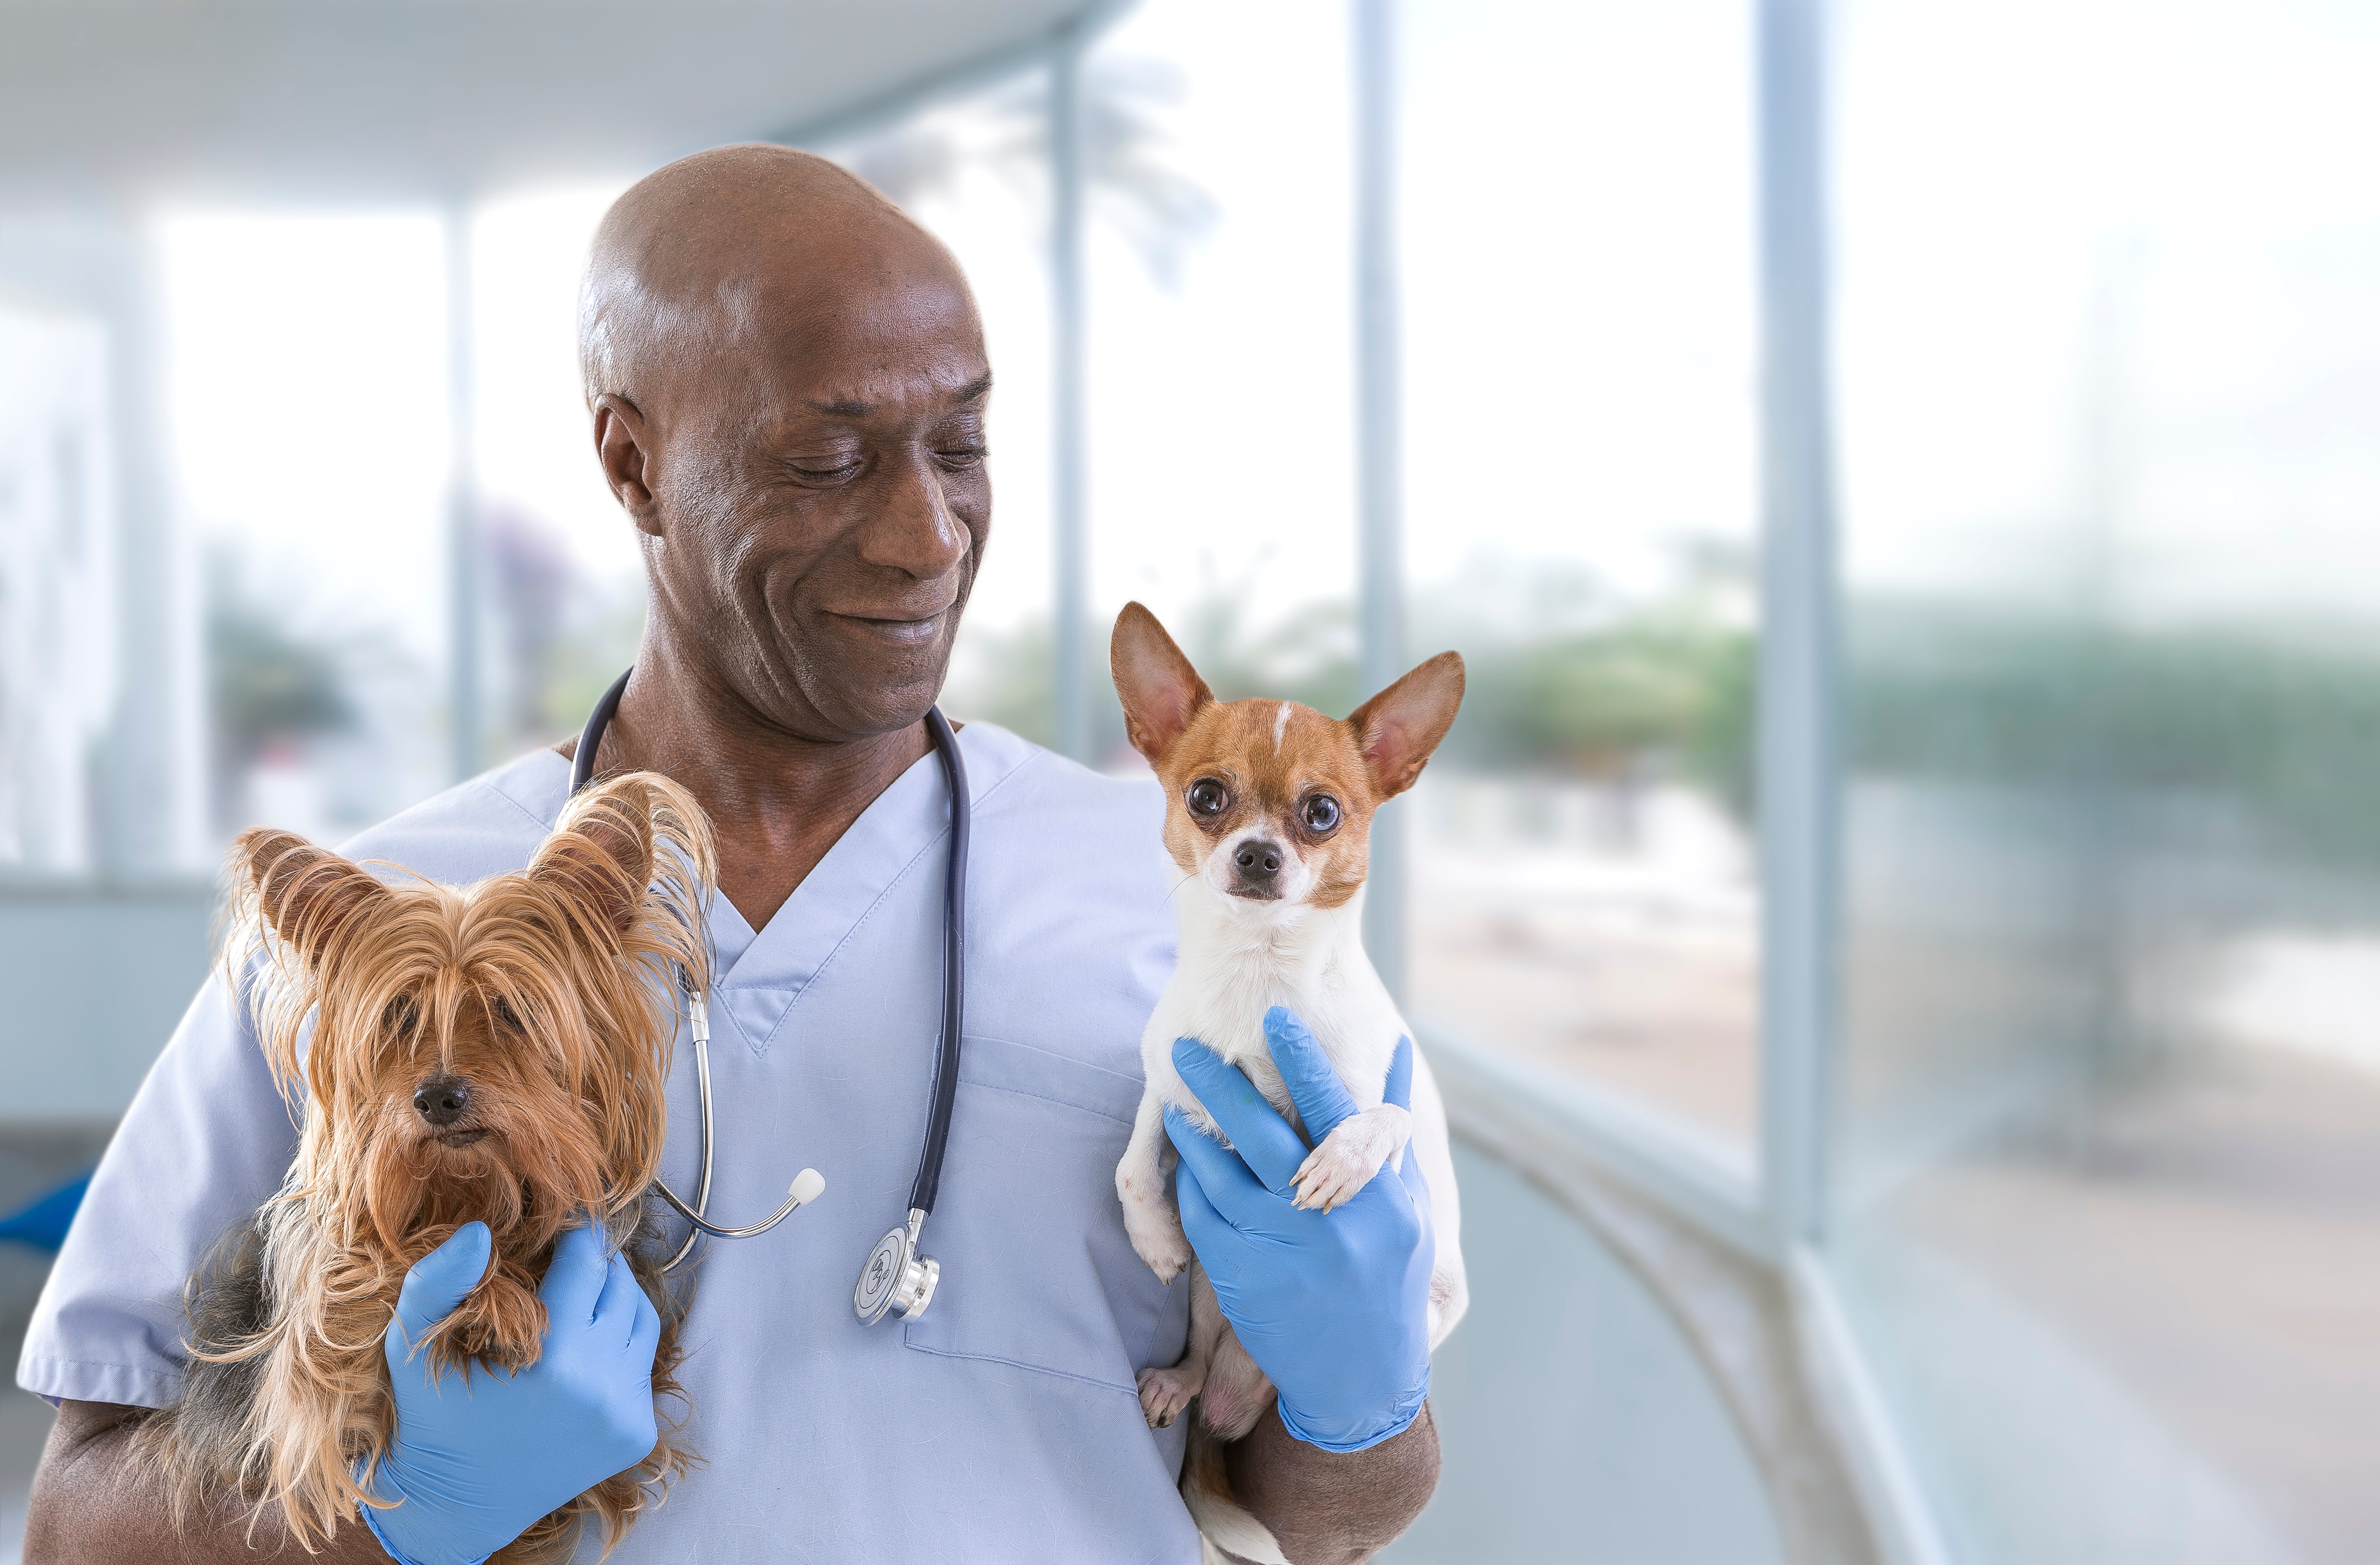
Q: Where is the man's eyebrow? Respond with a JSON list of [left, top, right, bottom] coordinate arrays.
[[804, 372, 991, 419]]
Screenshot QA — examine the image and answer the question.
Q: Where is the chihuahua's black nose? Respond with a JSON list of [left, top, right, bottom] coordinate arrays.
[[414, 1076, 471, 1127], [1232, 839, 1285, 893]]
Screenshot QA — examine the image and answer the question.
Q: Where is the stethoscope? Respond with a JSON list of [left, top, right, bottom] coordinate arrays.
[[571, 667, 968, 1326]]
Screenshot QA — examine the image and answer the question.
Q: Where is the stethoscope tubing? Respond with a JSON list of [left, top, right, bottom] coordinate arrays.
[[569, 667, 968, 1278]]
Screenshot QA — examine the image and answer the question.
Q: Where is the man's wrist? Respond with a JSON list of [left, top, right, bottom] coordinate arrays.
[[354, 1460, 491, 1565], [1274, 1364, 1430, 1453]]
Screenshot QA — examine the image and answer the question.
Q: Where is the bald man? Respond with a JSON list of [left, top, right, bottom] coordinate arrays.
[[18, 147, 1449, 1563]]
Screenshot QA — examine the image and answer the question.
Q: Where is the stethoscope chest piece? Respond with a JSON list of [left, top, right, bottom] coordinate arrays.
[[854, 1209, 939, 1325]]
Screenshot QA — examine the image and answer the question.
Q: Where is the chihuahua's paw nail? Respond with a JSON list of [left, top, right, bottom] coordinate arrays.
[[1138, 1365, 1199, 1429]]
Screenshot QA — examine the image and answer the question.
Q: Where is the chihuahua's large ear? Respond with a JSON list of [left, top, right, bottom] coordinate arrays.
[[1346, 651, 1466, 800], [1111, 602, 1214, 766], [532, 776, 663, 937], [233, 829, 390, 968]]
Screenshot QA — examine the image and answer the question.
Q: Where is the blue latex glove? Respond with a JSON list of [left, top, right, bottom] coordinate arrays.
[[360, 1219, 662, 1565], [1164, 1008, 1434, 1452]]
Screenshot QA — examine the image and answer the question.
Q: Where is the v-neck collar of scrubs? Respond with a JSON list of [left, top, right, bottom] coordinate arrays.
[[503, 721, 1034, 1060]]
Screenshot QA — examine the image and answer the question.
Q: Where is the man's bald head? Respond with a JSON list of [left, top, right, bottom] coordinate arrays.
[[578, 142, 995, 749], [578, 143, 968, 413]]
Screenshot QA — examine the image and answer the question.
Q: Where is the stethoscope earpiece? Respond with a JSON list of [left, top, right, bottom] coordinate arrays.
[[572, 668, 970, 1322]]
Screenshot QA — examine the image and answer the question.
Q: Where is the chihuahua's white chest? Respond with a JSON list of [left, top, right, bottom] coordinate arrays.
[[1141, 888, 1407, 1139]]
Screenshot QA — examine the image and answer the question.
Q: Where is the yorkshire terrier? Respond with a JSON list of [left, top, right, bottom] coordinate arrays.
[[129, 771, 716, 1562]]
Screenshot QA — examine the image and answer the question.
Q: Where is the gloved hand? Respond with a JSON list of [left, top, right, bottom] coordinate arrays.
[[360, 1219, 662, 1565], [1164, 1008, 1433, 1452]]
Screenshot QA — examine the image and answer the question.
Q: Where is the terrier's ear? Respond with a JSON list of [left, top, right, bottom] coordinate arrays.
[[1111, 602, 1214, 766], [234, 830, 390, 966], [533, 777, 660, 937], [1346, 651, 1466, 800]]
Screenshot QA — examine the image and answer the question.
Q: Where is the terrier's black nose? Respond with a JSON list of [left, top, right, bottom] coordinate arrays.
[[1233, 840, 1285, 883], [414, 1076, 471, 1128]]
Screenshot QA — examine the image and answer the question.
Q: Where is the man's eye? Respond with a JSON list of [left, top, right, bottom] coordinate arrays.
[[1302, 794, 1342, 835], [790, 455, 864, 482], [937, 445, 988, 469], [1187, 779, 1230, 818]]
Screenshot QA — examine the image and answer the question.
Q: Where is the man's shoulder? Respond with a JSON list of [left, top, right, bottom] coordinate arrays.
[[334, 748, 569, 886], [960, 722, 1166, 867]]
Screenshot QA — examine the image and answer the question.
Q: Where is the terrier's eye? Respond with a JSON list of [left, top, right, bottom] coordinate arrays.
[[492, 997, 522, 1033], [1302, 794, 1343, 836], [1186, 778, 1231, 818], [382, 997, 419, 1037]]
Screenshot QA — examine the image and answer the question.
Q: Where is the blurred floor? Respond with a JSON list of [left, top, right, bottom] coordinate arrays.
[[0, 1123, 112, 1565], [1854, 1038, 2380, 1564], [1382, 1139, 1780, 1564]]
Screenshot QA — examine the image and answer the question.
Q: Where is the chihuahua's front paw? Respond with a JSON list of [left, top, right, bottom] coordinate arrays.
[[1123, 1196, 1195, 1281], [1138, 1363, 1202, 1429], [1291, 1104, 1412, 1213], [1291, 1135, 1381, 1213]]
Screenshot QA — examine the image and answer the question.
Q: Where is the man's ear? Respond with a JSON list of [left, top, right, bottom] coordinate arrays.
[[234, 830, 390, 967], [592, 394, 661, 538], [1346, 651, 1466, 800], [1111, 602, 1214, 767], [533, 776, 662, 937]]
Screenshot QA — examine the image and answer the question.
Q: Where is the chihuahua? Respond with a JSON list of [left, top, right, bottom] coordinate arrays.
[[1110, 602, 1471, 1487]]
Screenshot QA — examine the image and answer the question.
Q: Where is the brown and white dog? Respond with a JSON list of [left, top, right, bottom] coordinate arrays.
[[1109, 603, 1470, 1552], [129, 772, 712, 1563]]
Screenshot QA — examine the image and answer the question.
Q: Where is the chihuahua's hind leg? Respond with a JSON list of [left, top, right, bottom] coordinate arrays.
[[1118, 1093, 1194, 1281], [1139, 1261, 1227, 1429], [1195, 1318, 1278, 1443], [1291, 1103, 1413, 1214]]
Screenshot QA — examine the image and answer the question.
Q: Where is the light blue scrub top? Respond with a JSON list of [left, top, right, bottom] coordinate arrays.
[[20, 723, 1204, 1562]]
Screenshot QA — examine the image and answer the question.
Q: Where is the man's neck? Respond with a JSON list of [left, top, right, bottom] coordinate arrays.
[[565, 645, 933, 930]]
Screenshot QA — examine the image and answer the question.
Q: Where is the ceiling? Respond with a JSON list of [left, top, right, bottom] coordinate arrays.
[[0, 0, 1103, 204]]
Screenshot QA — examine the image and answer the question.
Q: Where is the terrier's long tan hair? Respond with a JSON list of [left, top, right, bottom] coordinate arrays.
[[133, 771, 715, 1562]]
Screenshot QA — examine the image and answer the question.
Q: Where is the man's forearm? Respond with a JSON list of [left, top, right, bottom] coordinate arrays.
[[24, 1400, 395, 1565], [1221, 1400, 1440, 1565]]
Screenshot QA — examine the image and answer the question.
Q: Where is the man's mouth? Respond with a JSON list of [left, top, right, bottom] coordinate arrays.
[[831, 609, 947, 646]]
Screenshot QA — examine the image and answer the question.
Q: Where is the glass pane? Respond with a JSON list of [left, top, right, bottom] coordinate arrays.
[[1831, 2, 2380, 1559], [161, 212, 454, 846], [1069, 0, 1359, 751], [1399, 0, 1762, 1153]]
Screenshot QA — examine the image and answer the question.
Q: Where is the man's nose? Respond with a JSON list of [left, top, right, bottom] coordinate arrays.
[[1233, 840, 1285, 887], [413, 1075, 471, 1128], [858, 449, 970, 580]]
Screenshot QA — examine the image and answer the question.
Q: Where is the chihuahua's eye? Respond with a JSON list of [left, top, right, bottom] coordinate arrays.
[[1302, 794, 1343, 836], [1186, 778, 1231, 818]]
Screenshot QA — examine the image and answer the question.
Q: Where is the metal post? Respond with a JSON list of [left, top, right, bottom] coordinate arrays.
[[446, 203, 482, 782], [1048, 32, 1090, 763], [1755, 0, 1841, 1247], [1352, 0, 1408, 1001]]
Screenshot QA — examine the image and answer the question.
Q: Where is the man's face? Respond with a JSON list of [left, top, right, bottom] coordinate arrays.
[[626, 238, 992, 743]]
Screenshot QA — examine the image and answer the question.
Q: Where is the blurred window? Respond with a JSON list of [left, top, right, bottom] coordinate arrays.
[[161, 212, 451, 845], [1831, 1, 2380, 1558], [0, 307, 114, 876], [1398, 0, 1762, 1157]]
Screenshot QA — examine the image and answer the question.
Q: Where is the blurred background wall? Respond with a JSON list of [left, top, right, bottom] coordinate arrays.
[[3, 0, 2377, 1561]]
